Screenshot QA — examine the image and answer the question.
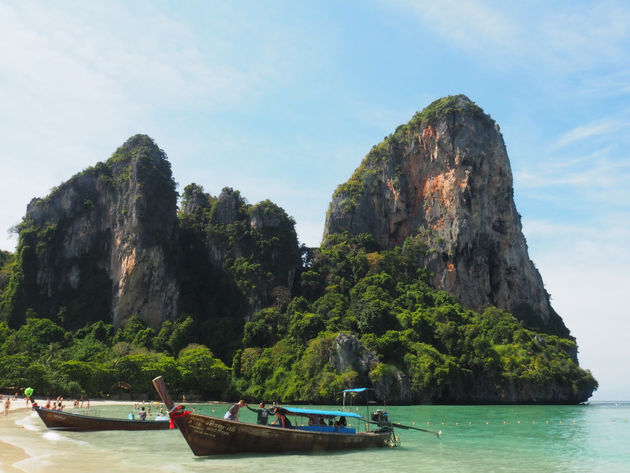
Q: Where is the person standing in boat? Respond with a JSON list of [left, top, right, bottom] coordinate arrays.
[[270, 408, 292, 428], [139, 407, 147, 420], [246, 402, 275, 425], [224, 400, 247, 421]]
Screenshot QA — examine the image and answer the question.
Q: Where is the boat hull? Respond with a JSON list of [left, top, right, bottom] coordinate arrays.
[[173, 413, 391, 456], [34, 406, 170, 431]]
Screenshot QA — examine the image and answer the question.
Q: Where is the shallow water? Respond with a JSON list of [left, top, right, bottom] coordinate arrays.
[[1, 402, 629, 472]]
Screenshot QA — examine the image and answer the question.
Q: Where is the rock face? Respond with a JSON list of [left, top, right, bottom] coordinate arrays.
[[3, 138, 301, 340], [178, 184, 301, 323], [324, 96, 568, 335], [330, 332, 379, 375], [330, 333, 414, 403], [8, 135, 179, 329]]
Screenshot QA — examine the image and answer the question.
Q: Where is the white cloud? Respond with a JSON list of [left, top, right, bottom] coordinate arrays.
[[526, 219, 630, 400], [578, 69, 630, 98], [538, 3, 630, 71], [553, 119, 629, 149], [393, 0, 630, 75], [516, 165, 630, 209], [0, 1, 306, 251], [392, 0, 518, 63]]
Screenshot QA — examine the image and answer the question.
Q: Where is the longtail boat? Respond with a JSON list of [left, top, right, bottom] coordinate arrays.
[[152, 376, 398, 456], [33, 405, 171, 431]]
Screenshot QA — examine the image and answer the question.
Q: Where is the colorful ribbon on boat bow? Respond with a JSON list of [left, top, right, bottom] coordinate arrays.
[[169, 405, 191, 429]]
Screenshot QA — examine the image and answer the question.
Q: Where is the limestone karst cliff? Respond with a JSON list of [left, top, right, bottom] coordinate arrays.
[[324, 95, 568, 336], [177, 184, 301, 333], [1, 135, 300, 358], [0, 125, 596, 403], [2, 135, 179, 330]]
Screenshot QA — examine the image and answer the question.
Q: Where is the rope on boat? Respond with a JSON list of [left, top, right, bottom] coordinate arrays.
[[168, 405, 191, 429]]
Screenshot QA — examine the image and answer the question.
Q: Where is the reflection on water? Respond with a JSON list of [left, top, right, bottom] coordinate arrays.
[[1, 403, 629, 473]]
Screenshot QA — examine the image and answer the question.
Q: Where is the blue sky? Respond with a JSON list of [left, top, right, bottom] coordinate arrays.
[[1, 0, 629, 400]]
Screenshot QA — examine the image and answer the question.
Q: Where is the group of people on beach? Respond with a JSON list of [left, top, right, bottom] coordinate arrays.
[[128, 401, 166, 420], [40, 396, 90, 411], [1, 392, 94, 416]]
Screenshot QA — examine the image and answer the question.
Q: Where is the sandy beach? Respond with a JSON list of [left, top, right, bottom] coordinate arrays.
[[0, 437, 28, 473], [1, 399, 35, 471], [0, 398, 136, 473]]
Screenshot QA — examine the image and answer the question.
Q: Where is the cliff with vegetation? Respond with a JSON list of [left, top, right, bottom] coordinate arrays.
[[176, 183, 301, 359], [324, 95, 567, 336], [0, 109, 597, 403], [0, 135, 179, 331]]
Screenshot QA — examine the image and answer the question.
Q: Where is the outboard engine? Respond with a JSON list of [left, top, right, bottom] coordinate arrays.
[[371, 409, 392, 429]]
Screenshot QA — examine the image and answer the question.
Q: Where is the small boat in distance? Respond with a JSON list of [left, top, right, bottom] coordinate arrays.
[[152, 376, 397, 456], [33, 405, 171, 431]]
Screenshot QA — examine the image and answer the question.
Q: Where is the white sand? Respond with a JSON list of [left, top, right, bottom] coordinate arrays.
[[0, 398, 140, 470]]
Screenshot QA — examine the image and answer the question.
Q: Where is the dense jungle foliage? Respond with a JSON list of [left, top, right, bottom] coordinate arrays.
[[0, 229, 596, 403], [176, 183, 301, 361]]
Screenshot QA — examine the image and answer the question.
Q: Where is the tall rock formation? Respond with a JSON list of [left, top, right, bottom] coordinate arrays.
[[3, 135, 179, 329], [324, 95, 568, 336], [178, 184, 301, 321]]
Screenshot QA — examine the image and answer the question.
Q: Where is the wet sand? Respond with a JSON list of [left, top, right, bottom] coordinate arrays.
[[0, 437, 29, 473], [1, 405, 32, 472], [1, 401, 32, 471], [0, 399, 136, 472]]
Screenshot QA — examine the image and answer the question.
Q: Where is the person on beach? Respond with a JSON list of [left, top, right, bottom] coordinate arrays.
[[4, 397, 10, 415], [224, 400, 247, 421], [246, 402, 275, 425]]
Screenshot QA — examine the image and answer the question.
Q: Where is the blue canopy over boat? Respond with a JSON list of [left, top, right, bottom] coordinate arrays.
[[277, 406, 361, 419], [343, 388, 369, 393]]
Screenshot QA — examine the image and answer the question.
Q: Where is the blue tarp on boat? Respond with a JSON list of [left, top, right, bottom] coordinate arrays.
[[278, 406, 361, 419], [297, 425, 357, 434]]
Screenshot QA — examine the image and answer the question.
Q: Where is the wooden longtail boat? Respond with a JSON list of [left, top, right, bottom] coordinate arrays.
[[33, 405, 171, 431], [152, 376, 397, 456]]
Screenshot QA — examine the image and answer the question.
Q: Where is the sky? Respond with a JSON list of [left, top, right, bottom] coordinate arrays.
[[1, 0, 629, 400]]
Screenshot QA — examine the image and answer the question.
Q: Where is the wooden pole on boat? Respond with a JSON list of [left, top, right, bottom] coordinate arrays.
[[391, 422, 442, 438], [152, 376, 175, 411], [361, 417, 442, 438]]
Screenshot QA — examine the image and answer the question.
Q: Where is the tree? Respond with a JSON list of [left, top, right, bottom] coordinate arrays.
[[169, 317, 196, 355], [177, 344, 230, 398]]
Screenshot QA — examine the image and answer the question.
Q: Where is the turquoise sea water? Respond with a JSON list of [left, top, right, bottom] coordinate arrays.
[[1, 402, 629, 472]]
